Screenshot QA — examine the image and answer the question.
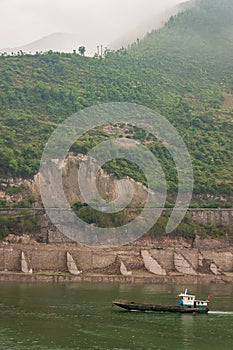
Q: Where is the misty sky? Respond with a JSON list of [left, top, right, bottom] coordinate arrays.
[[0, 0, 184, 52]]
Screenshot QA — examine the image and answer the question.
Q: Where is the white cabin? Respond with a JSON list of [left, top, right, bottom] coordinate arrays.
[[179, 289, 209, 309]]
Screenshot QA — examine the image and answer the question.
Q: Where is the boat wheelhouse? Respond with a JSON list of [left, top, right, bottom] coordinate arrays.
[[178, 289, 209, 311]]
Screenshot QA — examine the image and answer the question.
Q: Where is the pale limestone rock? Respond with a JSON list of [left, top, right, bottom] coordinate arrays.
[[201, 251, 233, 271], [141, 250, 167, 275], [120, 261, 132, 276], [198, 252, 222, 275], [67, 252, 82, 275], [174, 252, 197, 276], [21, 251, 29, 273], [210, 262, 221, 275]]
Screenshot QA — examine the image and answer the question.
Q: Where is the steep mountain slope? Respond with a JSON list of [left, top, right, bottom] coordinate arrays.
[[124, 0, 233, 195], [0, 0, 232, 198], [110, 0, 192, 50]]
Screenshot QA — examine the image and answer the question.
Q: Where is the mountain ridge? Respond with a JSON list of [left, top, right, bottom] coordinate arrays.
[[0, 32, 85, 55], [1, 2, 194, 56]]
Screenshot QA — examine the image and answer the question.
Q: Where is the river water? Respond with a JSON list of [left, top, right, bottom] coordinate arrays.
[[0, 282, 232, 350]]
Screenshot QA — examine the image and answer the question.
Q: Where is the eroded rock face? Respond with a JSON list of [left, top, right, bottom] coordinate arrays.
[[141, 250, 167, 275], [174, 252, 197, 276], [32, 154, 149, 208], [66, 252, 82, 275], [210, 262, 221, 275], [198, 253, 222, 275], [21, 251, 30, 273], [0, 178, 29, 206], [120, 261, 132, 276], [200, 251, 233, 272]]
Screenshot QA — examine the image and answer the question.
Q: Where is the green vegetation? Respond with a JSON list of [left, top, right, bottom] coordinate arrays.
[[72, 204, 232, 240], [0, 210, 40, 240], [0, 0, 232, 197], [0, 200, 9, 208], [144, 210, 232, 241], [74, 205, 128, 228]]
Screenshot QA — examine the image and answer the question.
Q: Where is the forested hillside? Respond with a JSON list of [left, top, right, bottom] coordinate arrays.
[[0, 0, 232, 197]]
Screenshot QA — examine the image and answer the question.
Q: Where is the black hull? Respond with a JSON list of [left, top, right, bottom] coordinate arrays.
[[112, 301, 209, 314]]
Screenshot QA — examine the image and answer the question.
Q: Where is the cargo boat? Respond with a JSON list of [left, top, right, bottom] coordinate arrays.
[[112, 289, 210, 314]]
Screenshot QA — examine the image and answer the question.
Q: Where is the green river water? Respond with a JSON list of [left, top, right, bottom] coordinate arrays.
[[0, 282, 232, 350]]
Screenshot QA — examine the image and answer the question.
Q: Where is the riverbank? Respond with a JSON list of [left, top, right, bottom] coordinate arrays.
[[0, 271, 233, 284], [1, 242, 233, 279]]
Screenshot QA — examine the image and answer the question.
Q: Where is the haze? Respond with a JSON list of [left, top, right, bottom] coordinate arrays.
[[0, 0, 185, 54]]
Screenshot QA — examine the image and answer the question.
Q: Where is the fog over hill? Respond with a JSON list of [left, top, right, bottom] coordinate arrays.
[[110, 0, 194, 49], [0, 0, 185, 56], [1, 33, 93, 56]]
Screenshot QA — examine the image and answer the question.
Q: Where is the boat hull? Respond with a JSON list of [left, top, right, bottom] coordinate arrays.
[[112, 301, 209, 314]]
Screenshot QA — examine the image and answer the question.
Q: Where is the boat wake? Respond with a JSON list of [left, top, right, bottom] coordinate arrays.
[[209, 311, 233, 315]]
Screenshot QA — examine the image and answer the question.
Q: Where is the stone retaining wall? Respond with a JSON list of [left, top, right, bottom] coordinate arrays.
[[189, 208, 233, 227], [0, 244, 232, 276]]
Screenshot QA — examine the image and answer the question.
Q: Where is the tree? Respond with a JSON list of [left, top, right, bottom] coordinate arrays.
[[78, 46, 86, 56]]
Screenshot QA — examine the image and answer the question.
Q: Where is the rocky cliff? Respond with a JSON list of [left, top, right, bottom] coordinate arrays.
[[0, 155, 232, 245], [29, 154, 149, 208]]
